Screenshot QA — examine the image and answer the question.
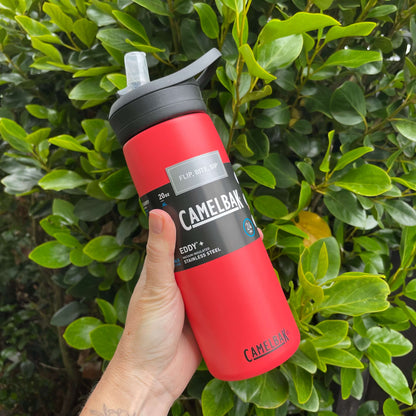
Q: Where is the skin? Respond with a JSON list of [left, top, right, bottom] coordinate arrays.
[[80, 210, 201, 416], [80, 209, 263, 416]]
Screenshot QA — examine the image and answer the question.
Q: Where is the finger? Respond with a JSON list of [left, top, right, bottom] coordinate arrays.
[[258, 228, 263, 240], [142, 209, 177, 289]]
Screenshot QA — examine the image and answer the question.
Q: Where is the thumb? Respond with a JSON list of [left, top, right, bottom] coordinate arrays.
[[142, 209, 177, 288]]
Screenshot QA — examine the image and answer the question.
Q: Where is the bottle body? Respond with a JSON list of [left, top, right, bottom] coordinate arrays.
[[123, 112, 300, 380]]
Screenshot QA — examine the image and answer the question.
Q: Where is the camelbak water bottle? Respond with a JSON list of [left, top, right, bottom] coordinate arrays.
[[109, 48, 300, 381]]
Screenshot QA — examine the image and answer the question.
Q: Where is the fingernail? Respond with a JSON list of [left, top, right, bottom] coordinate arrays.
[[149, 210, 164, 234]]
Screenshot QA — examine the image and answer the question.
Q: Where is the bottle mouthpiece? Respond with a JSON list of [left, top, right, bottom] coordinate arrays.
[[123, 51, 150, 93]]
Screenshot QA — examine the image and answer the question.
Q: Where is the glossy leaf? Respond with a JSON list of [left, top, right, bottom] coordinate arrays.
[[259, 12, 339, 43], [324, 22, 376, 44], [393, 120, 416, 142], [99, 168, 137, 199], [319, 273, 390, 316], [96, 298, 118, 324], [38, 170, 90, 191], [323, 50, 382, 69], [254, 195, 288, 219], [264, 153, 298, 188], [330, 81, 366, 126], [131, 0, 171, 16], [242, 165, 276, 188], [369, 359, 412, 405], [239, 44, 276, 83], [382, 200, 416, 226], [295, 211, 332, 247], [194, 3, 219, 39], [29, 241, 71, 268], [229, 369, 289, 408], [63, 317, 102, 349], [333, 147, 373, 172], [117, 251, 141, 281], [73, 18, 98, 48], [90, 324, 123, 360], [256, 35, 303, 73], [334, 164, 392, 196], [83, 236, 123, 262], [201, 379, 234, 416]]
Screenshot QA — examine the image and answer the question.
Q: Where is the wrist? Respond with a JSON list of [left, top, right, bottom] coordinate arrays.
[[81, 357, 174, 416]]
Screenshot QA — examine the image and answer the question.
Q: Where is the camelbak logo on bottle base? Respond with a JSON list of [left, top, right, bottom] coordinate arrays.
[[243, 329, 290, 362], [141, 153, 259, 272]]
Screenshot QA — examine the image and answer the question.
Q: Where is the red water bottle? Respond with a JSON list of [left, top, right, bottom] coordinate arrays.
[[109, 49, 300, 381]]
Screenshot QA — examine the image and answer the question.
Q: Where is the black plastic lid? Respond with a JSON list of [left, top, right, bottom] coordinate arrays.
[[109, 48, 222, 146]]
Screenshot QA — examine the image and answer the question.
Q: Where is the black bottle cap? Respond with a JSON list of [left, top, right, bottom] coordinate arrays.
[[109, 48, 222, 146]]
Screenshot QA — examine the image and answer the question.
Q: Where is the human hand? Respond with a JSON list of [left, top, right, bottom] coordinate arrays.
[[80, 209, 201, 416]]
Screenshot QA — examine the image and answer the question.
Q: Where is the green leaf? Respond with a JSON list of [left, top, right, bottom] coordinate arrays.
[[333, 147, 373, 172], [96, 298, 117, 324], [310, 320, 349, 350], [29, 241, 71, 268], [117, 251, 141, 282], [369, 359, 412, 405], [83, 236, 123, 262], [0, 118, 30, 153], [43, 2, 73, 33], [334, 164, 392, 196], [50, 301, 89, 327], [300, 237, 340, 283], [114, 285, 131, 324], [367, 5, 397, 18], [264, 153, 298, 188], [382, 200, 416, 226], [256, 35, 303, 73], [242, 165, 276, 188], [54, 232, 81, 248], [254, 195, 288, 219], [324, 22, 376, 44], [15, 15, 52, 36], [319, 273, 390, 316], [90, 324, 123, 360], [320, 130, 334, 173], [131, 0, 170, 16], [234, 134, 254, 157], [112, 11, 149, 42], [330, 81, 366, 126], [367, 327, 412, 357], [194, 3, 219, 39], [393, 120, 416, 142], [53, 199, 78, 225], [63, 317, 102, 349], [70, 247, 93, 267], [38, 169, 90, 191], [259, 12, 339, 43], [69, 77, 110, 101], [239, 44, 276, 83], [201, 379, 234, 416], [31, 38, 63, 62], [73, 18, 98, 48], [49, 134, 90, 153], [229, 369, 289, 408], [1, 165, 43, 195], [341, 368, 363, 400], [99, 168, 137, 199], [25, 104, 49, 119], [319, 348, 363, 369], [97, 28, 141, 52], [106, 74, 127, 90], [324, 189, 377, 229], [383, 398, 401, 416], [404, 279, 416, 300], [125, 40, 165, 54], [322, 50, 382, 69], [281, 363, 313, 404]]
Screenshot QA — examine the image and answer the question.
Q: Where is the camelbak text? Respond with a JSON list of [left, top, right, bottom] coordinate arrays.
[[179, 189, 244, 231], [243, 329, 290, 362]]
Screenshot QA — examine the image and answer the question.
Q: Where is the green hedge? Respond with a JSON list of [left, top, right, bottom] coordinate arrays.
[[1, 0, 416, 414]]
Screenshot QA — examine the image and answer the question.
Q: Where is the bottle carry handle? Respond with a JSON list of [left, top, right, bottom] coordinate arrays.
[[118, 48, 222, 97]]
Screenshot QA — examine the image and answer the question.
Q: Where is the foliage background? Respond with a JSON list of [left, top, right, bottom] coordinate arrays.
[[1, 0, 416, 415]]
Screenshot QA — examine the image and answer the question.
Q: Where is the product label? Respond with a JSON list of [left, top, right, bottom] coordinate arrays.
[[141, 152, 259, 271]]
